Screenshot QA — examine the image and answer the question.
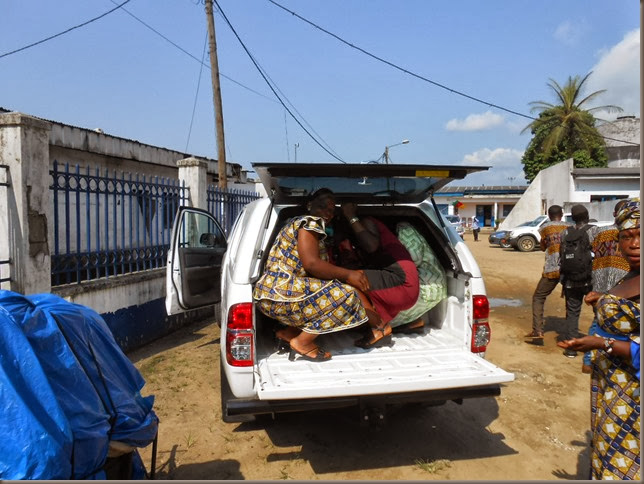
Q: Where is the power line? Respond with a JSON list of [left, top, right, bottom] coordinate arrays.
[[0, 1, 132, 59], [109, 0, 278, 104], [185, 31, 209, 152], [267, 0, 531, 121], [252, 56, 344, 160], [266, 0, 639, 147], [213, 0, 346, 163]]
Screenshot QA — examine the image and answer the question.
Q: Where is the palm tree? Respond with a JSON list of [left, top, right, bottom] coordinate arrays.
[[521, 72, 622, 155]]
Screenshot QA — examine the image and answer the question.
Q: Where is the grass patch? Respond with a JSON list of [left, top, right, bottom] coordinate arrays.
[[184, 432, 197, 449], [139, 355, 166, 377], [414, 458, 451, 474]]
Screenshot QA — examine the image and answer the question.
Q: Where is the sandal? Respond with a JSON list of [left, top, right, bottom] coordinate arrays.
[[274, 327, 301, 354], [354, 324, 393, 349], [288, 344, 331, 362], [524, 330, 544, 338], [524, 330, 544, 346], [393, 319, 425, 334], [275, 337, 290, 354]]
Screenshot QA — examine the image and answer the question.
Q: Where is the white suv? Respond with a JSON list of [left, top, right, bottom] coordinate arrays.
[[166, 163, 514, 425], [507, 213, 613, 252]]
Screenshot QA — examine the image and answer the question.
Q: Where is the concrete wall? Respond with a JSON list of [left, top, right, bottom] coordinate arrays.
[[0, 111, 246, 351]]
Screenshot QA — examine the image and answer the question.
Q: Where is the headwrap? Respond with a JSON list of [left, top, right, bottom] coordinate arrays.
[[614, 197, 639, 231]]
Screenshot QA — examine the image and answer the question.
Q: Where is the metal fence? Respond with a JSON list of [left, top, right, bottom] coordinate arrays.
[[49, 161, 261, 287], [50, 161, 190, 286], [0, 164, 9, 284], [207, 185, 260, 235]]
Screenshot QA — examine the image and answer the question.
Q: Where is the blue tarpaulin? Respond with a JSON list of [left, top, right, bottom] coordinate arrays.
[[0, 290, 159, 480]]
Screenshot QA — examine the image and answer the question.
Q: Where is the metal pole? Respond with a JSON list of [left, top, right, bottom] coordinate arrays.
[[384, 146, 389, 164], [205, 0, 227, 190]]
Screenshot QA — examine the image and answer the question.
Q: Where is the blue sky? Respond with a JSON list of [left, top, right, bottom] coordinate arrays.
[[2, 0, 639, 186]]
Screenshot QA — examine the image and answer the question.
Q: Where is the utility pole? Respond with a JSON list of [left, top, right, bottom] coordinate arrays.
[[204, 0, 227, 189]]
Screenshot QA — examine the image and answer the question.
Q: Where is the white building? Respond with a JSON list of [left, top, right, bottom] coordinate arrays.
[[500, 116, 640, 229]]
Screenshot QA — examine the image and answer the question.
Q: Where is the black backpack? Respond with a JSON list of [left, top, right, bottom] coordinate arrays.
[[559, 225, 593, 284]]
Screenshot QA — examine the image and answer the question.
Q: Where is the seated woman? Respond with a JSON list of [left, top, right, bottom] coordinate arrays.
[[253, 188, 387, 361], [335, 203, 420, 347], [388, 222, 448, 332], [557, 197, 640, 480]]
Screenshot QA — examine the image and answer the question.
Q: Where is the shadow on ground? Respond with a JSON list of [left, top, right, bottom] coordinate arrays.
[[230, 397, 517, 475]]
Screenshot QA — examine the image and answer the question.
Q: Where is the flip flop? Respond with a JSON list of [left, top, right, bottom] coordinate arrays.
[[288, 344, 331, 362], [393, 320, 425, 334], [354, 325, 393, 349]]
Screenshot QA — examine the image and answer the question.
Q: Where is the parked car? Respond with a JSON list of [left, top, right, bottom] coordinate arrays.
[[488, 220, 533, 248], [444, 214, 465, 238], [507, 214, 612, 252], [166, 163, 514, 426], [488, 229, 511, 248]]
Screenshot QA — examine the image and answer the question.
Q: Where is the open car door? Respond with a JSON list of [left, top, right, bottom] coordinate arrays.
[[165, 207, 227, 315]]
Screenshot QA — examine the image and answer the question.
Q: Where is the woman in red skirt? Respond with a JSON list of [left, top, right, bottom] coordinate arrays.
[[335, 202, 420, 348]]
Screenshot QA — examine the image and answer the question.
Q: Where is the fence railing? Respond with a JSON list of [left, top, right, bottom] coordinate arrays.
[[49, 161, 261, 287], [207, 185, 260, 234], [0, 164, 9, 284], [50, 160, 189, 286]]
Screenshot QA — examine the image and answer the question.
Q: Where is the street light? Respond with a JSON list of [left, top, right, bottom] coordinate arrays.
[[383, 139, 410, 164]]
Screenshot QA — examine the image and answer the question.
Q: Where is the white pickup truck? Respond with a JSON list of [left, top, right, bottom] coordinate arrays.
[[165, 162, 515, 427]]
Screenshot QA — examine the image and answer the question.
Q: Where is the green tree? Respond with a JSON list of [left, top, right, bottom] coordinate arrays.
[[520, 72, 622, 182]]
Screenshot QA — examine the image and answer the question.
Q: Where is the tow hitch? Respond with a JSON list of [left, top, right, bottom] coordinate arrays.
[[359, 400, 386, 429]]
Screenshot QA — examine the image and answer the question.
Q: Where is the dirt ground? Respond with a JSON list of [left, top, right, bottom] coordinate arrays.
[[129, 230, 597, 480]]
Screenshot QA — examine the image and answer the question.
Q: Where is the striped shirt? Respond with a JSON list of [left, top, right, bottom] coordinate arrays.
[[539, 220, 570, 279], [588, 224, 630, 293]]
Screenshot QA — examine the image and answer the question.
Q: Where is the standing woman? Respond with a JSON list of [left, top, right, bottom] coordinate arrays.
[[558, 197, 640, 480], [253, 188, 385, 361]]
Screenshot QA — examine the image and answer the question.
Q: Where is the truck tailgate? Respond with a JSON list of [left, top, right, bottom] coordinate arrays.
[[255, 328, 514, 400]]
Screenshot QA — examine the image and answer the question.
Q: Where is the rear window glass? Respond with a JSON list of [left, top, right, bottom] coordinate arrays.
[[270, 175, 442, 199]]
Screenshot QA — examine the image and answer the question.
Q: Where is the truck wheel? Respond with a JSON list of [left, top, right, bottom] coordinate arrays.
[[516, 235, 536, 252]]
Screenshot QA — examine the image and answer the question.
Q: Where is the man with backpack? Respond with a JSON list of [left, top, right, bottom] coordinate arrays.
[[557, 204, 595, 358], [525, 205, 570, 346]]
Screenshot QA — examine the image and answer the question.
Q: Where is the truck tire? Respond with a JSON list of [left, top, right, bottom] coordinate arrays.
[[516, 235, 536, 252]]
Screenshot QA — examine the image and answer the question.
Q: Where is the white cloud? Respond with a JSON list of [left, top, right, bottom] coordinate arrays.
[[585, 29, 640, 119], [554, 20, 586, 46], [445, 111, 505, 131], [457, 147, 526, 186]]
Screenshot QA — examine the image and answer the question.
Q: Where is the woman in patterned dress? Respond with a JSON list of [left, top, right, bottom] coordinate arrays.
[[558, 198, 640, 479], [253, 189, 385, 361]]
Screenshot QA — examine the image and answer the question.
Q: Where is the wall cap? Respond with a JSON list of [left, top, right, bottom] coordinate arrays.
[[0, 111, 52, 131], [177, 157, 208, 168]]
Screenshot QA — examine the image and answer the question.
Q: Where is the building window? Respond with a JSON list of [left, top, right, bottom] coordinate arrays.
[[590, 195, 628, 202], [502, 204, 515, 217]]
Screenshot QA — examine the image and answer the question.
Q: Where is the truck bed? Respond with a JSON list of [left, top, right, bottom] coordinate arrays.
[[255, 317, 513, 400]]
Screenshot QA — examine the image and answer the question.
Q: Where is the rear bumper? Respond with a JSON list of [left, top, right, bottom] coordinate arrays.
[[222, 384, 502, 422]]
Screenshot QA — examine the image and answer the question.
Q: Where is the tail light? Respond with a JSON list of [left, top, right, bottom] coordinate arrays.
[[226, 303, 254, 367], [471, 295, 491, 354]]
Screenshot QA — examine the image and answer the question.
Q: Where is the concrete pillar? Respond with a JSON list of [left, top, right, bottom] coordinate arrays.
[[177, 157, 208, 210], [0, 112, 52, 294]]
